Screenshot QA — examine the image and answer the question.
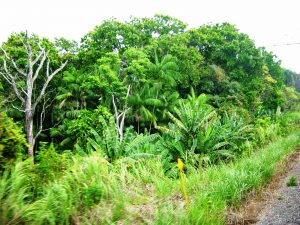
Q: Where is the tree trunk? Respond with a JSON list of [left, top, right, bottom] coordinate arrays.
[[26, 112, 35, 157], [25, 51, 34, 156], [112, 84, 131, 142], [25, 73, 34, 157]]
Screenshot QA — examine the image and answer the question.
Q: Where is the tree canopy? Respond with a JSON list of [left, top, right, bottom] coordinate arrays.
[[0, 15, 298, 155]]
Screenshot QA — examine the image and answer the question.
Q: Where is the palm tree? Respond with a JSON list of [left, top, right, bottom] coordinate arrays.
[[142, 52, 181, 129], [56, 69, 90, 112], [148, 51, 181, 89], [157, 90, 179, 122], [127, 84, 163, 133]]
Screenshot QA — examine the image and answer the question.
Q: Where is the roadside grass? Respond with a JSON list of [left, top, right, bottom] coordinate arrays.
[[286, 176, 297, 187], [152, 129, 300, 225], [1, 130, 300, 224]]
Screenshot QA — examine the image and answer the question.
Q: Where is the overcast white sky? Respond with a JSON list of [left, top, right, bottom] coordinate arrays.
[[1, 0, 300, 73]]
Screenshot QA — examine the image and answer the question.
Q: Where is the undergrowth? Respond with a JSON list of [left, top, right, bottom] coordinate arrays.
[[0, 110, 300, 225], [0, 128, 299, 224]]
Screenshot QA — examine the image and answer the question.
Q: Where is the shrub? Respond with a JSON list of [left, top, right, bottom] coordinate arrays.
[[0, 112, 27, 171], [50, 106, 112, 150], [34, 142, 72, 183], [253, 116, 279, 146], [156, 92, 253, 166], [86, 116, 159, 161]]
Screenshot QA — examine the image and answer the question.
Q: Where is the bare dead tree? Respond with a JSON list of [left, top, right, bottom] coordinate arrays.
[[112, 84, 131, 141], [0, 33, 67, 157]]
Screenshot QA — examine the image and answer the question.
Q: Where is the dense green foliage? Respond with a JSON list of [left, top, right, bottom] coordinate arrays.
[[0, 14, 300, 224], [0, 112, 27, 170], [0, 122, 299, 224]]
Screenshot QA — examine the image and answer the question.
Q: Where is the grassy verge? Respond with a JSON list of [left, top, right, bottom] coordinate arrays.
[[154, 129, 300, 225], [1, 129, 300, 225]]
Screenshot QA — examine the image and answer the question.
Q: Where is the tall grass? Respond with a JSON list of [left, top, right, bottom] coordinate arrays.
[[1, 126, 300, 224], [154, 129, 300, 224]]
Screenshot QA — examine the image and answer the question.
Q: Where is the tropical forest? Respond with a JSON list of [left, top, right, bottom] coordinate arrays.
[[0, 15, 300, 224]]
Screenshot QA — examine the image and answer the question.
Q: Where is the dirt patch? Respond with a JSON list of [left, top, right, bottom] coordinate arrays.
[[125, 191, 185, 224], [226, 147, 300, 225]]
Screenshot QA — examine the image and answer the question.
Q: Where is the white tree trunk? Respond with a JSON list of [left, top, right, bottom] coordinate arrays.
[[26, 111, 34, 157], [0, 33, 67, 157], [112, 84, 131, 141]]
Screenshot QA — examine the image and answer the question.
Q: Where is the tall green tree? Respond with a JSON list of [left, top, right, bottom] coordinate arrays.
[[79, 19, 142, 66], [145, 33, 208, 92], [188, 23, 264, 83], [127, 84, 163, 132], [130, 14, 187, 45]]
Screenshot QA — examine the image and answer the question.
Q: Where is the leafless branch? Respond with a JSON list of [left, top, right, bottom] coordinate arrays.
[[34, 95, 47, 139], [34, 96, 57, 140], [34, 111, 45, 139], [32, 60, 67, 111], [1, 59, 25, 103], [32, 50, 44, 66], [112, 94, 119, 120], [46, 59, 50, 77], [33, 50, 47, 82], [25, 31, 32, 63], [119, 85, 131, 137], [0, 71, 13, 85], [111, 84, 131, 141], [18, 84, 28, 97], [11, 103, 26, 112], [1, 96, 16, 105], [0, 46, 27, 77]]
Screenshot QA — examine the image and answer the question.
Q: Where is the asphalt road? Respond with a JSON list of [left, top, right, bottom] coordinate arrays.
[[256, 152, 300, 225]]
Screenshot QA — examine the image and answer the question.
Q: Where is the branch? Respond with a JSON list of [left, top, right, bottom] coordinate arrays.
[[8, 71, 30, 99], [46, 59, 50, 77], [24, 31, 32, 63], [32, 43, 45, 66], [1, 96, 16, 105], [112, 94, 119, 123], [18, 84, 29, 97], [22, 34, 47, 79], [119, 84, 131, 140], [112, 84, 131, 141], [34, 94, 60, 140], [0, 71, 13, 85], [125, 84, 131, 98], [32, 51, 44, 67], [1, 59, 25, 103], [11, 103, 26, 112], [33, 50, 47, 82], [112, 94, 124, 140], [0, 46, 27, 77], [34, 97, 46, 140], [32, 60, 68, 111], [117, 111, 124, 121]]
